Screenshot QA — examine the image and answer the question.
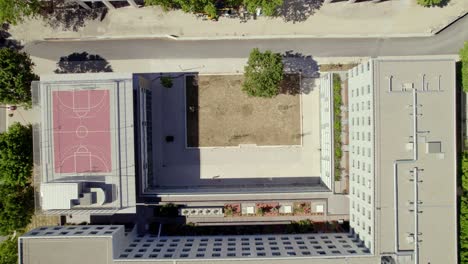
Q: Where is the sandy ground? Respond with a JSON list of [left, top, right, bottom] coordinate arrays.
[[186, 75, 301, 147]]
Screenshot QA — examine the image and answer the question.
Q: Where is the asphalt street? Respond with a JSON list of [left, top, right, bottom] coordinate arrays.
[[25, 14, 468, 61]]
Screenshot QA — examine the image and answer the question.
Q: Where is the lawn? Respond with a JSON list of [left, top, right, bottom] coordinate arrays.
[[186, 74, 301, 147]]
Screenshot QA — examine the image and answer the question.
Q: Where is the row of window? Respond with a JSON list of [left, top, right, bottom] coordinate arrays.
[[351, 159, 372, 173], [351, 173, 372, 189], [349, 62, 371, 78], [351, 146, 371, 157], [351, 116, 371, 127], [351, 214, 372, 236], [351, 85, 371, 97], [351, 189, 372, 206], [351, 131, 372, 142], [350, 101, 371, 112]]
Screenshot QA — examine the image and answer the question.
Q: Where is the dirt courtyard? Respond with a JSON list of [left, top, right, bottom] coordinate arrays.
[[186, 75, 301, 147]]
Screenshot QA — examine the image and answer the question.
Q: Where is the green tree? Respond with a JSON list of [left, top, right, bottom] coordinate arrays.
[[203, 2, 217, 19], [416, 0, 444, 7], [0, 0, 40, 25], [0, 123, 33, 187], [460, 41, 468, 92], [0, 236, 18, 264], [460, 152, 468, 263], [243, 0, 283, 16], [242, 48, 284, 98], [0, 48, 38, 107], [0, 185, 34, 235], [144, 0, 175, 11]]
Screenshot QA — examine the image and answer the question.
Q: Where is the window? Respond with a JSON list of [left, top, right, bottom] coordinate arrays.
[[357, 104, 359, 111], [368, 132, 371, 141], [357, 88, 359, 96], [357, 175, 360, 184], [368, 195, 371, 204], [368, 117, 371, 126], [368, 210, 371, 220], [367, 62, 370, 71], [367, 100, 371, 110], [367, 85, 371, 94], [352, 90, 354, 97], [368, 226, 372, 235]]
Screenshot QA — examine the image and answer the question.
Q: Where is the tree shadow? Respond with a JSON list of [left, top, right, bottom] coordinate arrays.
[[282, 50, 319, 94], [0, 23, 22, 50], [40, 1, 107, 32], [55, 52, 113, 74], [278, 0, 324, 23]]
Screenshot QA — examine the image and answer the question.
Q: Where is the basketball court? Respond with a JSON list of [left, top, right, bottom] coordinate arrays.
[[52, 89, 112, 174]]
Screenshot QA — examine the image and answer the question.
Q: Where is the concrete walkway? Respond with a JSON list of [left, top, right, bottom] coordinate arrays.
[[10, 0, 467, 42]]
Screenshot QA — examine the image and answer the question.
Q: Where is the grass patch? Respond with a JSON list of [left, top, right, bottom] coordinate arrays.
[[333, 74, 342, 182], [460, 152, 468, 262]]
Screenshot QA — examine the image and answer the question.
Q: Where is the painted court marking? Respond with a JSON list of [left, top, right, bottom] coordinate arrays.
[[52, 89, 112, 174]]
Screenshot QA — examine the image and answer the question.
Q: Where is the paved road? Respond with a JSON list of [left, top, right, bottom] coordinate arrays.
[[25, 15, 468, 61]]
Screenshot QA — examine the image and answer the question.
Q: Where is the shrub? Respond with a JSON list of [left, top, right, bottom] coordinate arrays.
[[160, 76, 173, 88], [416, 0, 445, 7], [333, 74, 342, 181], [460, 42, 468, 92], [158, 203, 179, 217]]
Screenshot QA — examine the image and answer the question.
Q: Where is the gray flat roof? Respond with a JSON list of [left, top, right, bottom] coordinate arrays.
[[373, 57, 457, 263]]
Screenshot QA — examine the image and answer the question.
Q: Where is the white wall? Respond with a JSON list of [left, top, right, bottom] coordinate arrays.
[[348, 60, 375, 252], [319, 73, 333, 190]]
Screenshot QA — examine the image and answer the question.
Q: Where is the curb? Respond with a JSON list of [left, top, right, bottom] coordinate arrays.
[[431, 11, 468, 35], [43, 32, 434, 42]]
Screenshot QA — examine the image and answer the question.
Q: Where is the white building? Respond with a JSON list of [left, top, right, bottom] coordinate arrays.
[[348, 61, 375, 252], [347, 57, 457, 263]]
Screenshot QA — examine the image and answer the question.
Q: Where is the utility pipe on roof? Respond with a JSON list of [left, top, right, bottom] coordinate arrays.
[[393, 88, 419, 261], [414, 167, 419, 264]]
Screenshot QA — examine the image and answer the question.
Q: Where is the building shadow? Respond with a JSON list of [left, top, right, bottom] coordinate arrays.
[[278, 0, 324, 23], [0, 23, 22, 50], [40, 1, 107, 32], [54, 52, 113, 74], [282, 51, 319, 94]]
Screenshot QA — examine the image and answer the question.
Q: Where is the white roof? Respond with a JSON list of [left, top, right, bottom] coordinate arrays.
[[40, 183, 79, 210]]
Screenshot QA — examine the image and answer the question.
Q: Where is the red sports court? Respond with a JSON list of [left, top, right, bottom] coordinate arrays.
[[53, 89, 112, 173]]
